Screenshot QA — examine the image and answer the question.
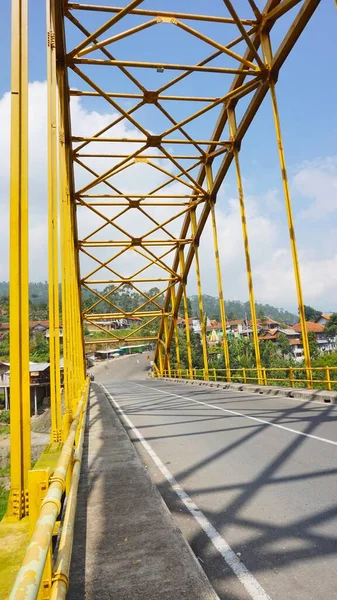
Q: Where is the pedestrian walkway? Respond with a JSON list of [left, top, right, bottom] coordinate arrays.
[[68, 384, 218, 600]]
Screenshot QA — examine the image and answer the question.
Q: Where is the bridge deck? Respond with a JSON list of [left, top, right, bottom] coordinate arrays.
[[96, 367, 337, 600], [68, 383, 218, 600]]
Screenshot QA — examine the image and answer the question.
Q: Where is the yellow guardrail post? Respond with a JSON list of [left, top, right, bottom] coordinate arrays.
[[242, 368, 246, 384], [263, 368, 267, 386], [289, 367, 294, 388], [325, 366, 332, 391]]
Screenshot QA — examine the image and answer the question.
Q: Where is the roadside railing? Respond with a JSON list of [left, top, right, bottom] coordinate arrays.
[[158, 366, 337, 392], [8, 377, 90, 600]]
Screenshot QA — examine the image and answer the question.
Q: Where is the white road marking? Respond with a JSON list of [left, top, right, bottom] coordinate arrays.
[[131, 382, 337, 447], [100, 383, 272, 600]]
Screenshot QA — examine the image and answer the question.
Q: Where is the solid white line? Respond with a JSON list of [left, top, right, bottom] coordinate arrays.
[[131, 382, 337, 447], [100, 383, 272, 600]]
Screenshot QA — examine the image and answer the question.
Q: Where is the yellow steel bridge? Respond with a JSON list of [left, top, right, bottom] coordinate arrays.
[[1, 0, 335, 598]]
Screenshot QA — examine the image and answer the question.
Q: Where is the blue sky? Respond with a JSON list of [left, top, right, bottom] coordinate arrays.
[[0, 1, 336, 313]]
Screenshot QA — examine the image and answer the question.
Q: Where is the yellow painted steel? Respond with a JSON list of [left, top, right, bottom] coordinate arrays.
[[163, 316, 172, 378], [49, 392, 89, 600], [210, 202, 231, 381], [55, 0, 87, 418], [5, 8, 327, 591], [157, 366, 337, 394], [47, 0, 62, 442], [171, 286, 181, 377], [190, 208, 209, 380], [157, 342, 164, 377], [260, 30, 312, 385], [179, 249, 193, 379], [270, 84, 313, 385], [7, 0, 30, 520], [227, 107, 263, 385], [8, 379, 89, 600]]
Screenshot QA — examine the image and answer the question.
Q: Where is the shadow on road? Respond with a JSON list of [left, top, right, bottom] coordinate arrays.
[[110, 381, 337, 599]]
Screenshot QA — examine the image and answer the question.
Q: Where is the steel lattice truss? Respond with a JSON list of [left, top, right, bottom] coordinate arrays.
[[60, 0, 320, 368]]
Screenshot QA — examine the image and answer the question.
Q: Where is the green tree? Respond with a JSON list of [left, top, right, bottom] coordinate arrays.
[[277, 333, 291, 358], [260, 340, 279, 368], [30, 332, 49, 362], [308, 331, 319, 359], [0, 334, 9, 361], [324, 313, 337, 339], [303, 305, 322, 322], [228, 336, 255, 369], [257, 307, 267, 321]]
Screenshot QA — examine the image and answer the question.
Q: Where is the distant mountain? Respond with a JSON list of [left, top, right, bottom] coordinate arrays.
[[0, 281, 50, 304], [0, 282, 298, 325], [189, 295, 298, 326]]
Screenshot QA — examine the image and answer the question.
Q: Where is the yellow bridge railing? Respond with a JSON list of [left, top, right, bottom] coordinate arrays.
[[159, 367, 337, 392], [8, 378, 90, 600]]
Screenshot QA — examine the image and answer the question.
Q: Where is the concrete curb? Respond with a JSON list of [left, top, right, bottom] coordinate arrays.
[[158, 377, 337, 405]]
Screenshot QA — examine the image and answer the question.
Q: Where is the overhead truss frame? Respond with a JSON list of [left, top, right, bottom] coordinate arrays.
[[58, 0, 319, 376]]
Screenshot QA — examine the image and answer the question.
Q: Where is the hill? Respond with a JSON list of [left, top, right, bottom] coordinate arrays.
[[0, 282, 298, 325], [189, 295, 298, 326]]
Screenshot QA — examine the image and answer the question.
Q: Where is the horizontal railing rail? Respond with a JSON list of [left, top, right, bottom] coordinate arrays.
[[158, 366, 337, 392], [8, 378, 90, 600]]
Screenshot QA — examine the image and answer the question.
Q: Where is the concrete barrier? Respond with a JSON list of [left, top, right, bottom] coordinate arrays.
[[159, 377, 337, 405]]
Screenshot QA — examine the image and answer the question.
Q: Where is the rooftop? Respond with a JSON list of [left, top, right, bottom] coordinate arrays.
[[0, 320, 63, 331], [292, 322, 325, 333]]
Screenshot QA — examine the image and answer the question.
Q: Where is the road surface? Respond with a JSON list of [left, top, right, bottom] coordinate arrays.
[[96, 355, 337, 600]]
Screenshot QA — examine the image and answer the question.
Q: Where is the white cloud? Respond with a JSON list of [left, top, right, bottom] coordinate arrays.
[[293, 156, 337, 219], [1, 82, 337, 313]]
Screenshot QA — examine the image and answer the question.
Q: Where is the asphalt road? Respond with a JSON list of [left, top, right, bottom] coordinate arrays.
[[97, 356, 337, 600]]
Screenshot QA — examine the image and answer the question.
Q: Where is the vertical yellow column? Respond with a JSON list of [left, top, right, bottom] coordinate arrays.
[[269, 82, 312, 385], [190, 208, 209, 380], [228, 107, 262, 384], [171, 286, 181, 377], [58, 90, 73, 432], [210, 202, 231, 381], [7, 0, 30, 520], [173, 323, 181, 377], [210, 203, 231, 381], [47, 0, 62, 442], [206, 164, 231, 381], [179, 248, 193, 378], [163, 316, 171, 377], [158, 342, 164, 376], [261, 32, 312, 387]]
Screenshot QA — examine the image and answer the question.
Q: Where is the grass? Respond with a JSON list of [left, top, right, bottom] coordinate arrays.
[[0, 467, 10, 520], [0, 410, 10, 435], [0, 466, 9, 478], [0, 484, 9, 520], [0, 410, 9, 424], [85, 328, 133, 341]]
